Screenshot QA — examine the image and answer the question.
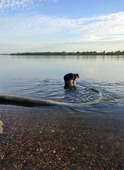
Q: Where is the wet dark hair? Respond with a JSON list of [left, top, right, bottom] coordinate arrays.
[[76, 74, 80, 78]]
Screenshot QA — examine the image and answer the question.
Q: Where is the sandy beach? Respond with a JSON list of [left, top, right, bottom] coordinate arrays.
[[0, 104, 124, 169]]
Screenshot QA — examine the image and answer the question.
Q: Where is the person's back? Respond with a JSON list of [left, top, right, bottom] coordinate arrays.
[[64, 73, 74, 81]]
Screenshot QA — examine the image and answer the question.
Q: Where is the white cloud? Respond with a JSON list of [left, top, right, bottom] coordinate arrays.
[[80, 12, 124, 42], [0, 0, 57, 9], [1, 11, 124, 42], [0, 11, 124, 52]]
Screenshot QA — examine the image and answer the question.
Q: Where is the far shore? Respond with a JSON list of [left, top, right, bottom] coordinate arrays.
[[1, 50, 124, 56]]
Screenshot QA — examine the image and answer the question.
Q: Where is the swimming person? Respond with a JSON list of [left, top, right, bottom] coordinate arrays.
[[64, 73, 80, 88]]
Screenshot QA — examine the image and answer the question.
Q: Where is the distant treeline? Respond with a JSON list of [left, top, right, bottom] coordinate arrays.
[[11, 51, 124, 55]]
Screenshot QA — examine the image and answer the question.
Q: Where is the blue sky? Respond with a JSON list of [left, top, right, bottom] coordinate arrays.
[[0, 0, 124, 53]]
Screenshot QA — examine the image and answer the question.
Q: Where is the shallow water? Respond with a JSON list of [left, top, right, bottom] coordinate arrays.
[[0, 55, 124, 170], [0, 55, 124, 113]]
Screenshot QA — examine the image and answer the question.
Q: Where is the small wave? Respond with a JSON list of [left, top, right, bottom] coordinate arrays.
[[0, 83, 102, 108]]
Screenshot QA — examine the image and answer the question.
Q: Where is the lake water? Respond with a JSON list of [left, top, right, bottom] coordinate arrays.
[[0, 55, 124, 113]]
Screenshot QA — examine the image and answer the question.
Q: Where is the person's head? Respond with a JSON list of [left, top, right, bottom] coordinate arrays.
[[75, 74, 80, 79]]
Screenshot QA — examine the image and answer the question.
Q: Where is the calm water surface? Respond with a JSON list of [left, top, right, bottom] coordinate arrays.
[[0, 55, 124, 113]]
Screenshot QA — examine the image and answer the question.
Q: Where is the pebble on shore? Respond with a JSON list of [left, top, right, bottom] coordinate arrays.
[[0, 105, 124, 169]]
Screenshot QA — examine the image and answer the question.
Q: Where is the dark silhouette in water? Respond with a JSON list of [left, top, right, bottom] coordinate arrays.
[[64, 73, 80, 88]]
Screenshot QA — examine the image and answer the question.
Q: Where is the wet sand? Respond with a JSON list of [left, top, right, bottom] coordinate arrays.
[[0, 105, 124, 169]]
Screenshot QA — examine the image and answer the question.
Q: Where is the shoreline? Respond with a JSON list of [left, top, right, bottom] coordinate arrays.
[[10, 51, 124, 55], [1, 51, 124, 56], [0, 104, 124, 169]]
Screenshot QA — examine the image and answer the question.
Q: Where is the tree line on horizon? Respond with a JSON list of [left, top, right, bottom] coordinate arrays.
[[11, 50, 124, 55]]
